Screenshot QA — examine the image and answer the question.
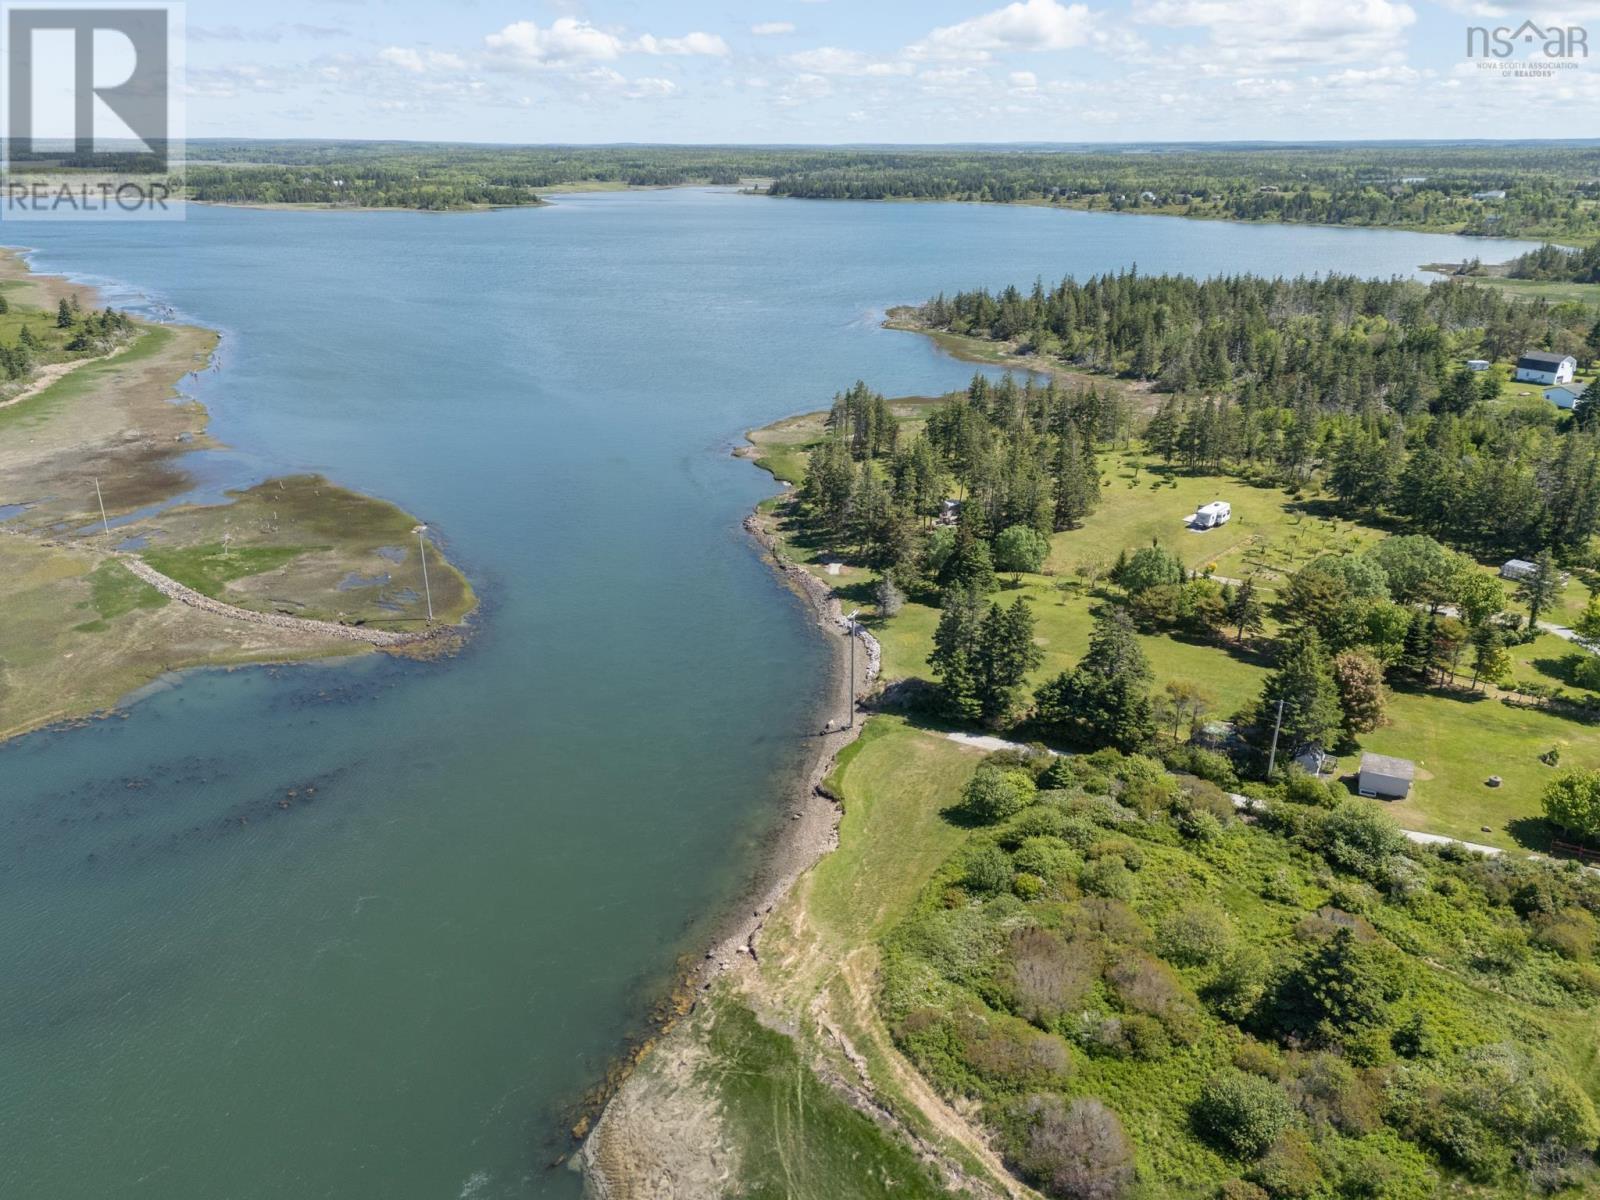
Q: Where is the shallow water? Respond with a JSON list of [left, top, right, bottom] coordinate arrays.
[[0, 192, 1541, 1200]]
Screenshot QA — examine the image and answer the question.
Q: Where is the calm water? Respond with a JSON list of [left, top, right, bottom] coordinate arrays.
[[0, 192, 1540, 1200]]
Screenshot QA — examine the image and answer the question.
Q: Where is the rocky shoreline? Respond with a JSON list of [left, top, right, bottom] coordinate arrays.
[[119, 556, 458, 648], [574, 497, 882, 1198]]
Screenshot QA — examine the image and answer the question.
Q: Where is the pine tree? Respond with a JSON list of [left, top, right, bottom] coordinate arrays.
[[56, 298, 73, 329], [1052, 423, 1098, 530], [1397, 611, 1434, 682], [928, 582, 987, 721], [974, 596, 1044, 724], [1259, 631, 1342, 751]]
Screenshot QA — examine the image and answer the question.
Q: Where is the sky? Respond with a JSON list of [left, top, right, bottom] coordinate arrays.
[[176, 0, 1600, 143]]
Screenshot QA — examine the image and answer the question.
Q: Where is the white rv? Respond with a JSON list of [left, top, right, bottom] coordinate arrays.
[[1191, 501, 1231, 530]]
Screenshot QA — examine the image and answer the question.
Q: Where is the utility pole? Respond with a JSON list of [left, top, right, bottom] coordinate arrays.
[[1266, 697, 1286, 778], [93, 478, 110, 537], [416, 525, 433, 623], [845, 609, 860, 729]]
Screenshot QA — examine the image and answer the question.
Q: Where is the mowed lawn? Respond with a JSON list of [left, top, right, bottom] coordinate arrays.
[[760, 426, 1600, 853]]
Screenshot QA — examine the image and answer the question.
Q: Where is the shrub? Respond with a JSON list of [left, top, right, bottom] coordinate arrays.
[[960, 1011, 1073, 1090], [1016, 1095, 1136, 1200], [1394, 1044, 1600, 1183], [1106, 952, 1200, 1043], [962, 766, 1035, 824], [1003, 804, 1072, 845], [1206, 946, 1269, 1023], [1119, 545, 1185, 595], [1246, 1129, 1322, 1199], [1088, 836, 1145, 872], [1081, 858, 1135, 901], [1218, 1182, 1269, 1200], [1158, 905, 1236, 967], [964, 843, 1014, 894], [1280, 770, 1340, 809], [1013, 872, 1045, 900], [1194, 1070, 1297, 1159], [1286, 1053, 1380, 1135], [1167, 744, 1241, 789], [1012, 836, 1083, 887], [1003, 926, 1096, 1026], [1316, 800, 1408, 882]]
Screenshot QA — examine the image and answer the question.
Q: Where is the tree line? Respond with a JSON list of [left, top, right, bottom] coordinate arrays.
[[913, 270, 1600, 557]]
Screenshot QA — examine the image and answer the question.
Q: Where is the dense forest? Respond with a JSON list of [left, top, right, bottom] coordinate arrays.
[[1508, 243, 1600, 284], [905, 272, 1600, 556], [176, 142, 1600, 234]]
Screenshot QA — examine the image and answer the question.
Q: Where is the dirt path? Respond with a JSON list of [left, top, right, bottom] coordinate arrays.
[[0, 341, 132, 411], [119, 556, 449, 648]]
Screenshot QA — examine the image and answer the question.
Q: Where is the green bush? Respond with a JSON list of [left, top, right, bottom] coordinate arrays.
[[1081, 858, 1136, 901], [1316, 800, 1408, 882], [962, 766, 1036, 824], [964, 843, 1015, 895], [1194, 1070, 1297, 1159], [1158, 905, 1236, 967], [1012, 836, 1083, 887]]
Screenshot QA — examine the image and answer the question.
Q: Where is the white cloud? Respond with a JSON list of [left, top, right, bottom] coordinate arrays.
[[1008, 69, 1039, 89], [751, 22, 797, 36], [909, 0, 1095, 61], [379, 46, 424, 72], [786, 47, 913, 75], [378, 46, 465, 73], [1136, 0, 1417, 65], [634, 32, 731, 56], [484, 18, 624, 66]]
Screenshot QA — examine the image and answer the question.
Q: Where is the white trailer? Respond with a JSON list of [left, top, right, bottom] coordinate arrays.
[[1190, 501, 1231, 530]]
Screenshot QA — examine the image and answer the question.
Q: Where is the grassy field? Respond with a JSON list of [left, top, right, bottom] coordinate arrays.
[[751, 405, 1600, 853]]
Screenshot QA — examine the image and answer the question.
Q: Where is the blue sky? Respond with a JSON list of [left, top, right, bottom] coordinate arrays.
[[182, 0, 1600, 142]]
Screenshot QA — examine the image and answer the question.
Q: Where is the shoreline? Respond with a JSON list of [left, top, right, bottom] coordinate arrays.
[[0, 248, 476, 745], [574, 448, 883, 1196]]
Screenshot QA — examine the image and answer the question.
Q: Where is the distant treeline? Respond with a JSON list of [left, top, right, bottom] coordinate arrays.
[[1508, 243, 1600, 283], [179, 142, 1600, 233], [768, 145, 1600, 241], [910, 271, 1600, 556]]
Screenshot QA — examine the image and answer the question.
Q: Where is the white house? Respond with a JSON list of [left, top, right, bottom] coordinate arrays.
[[1547, 385, 1584, 410], [1514, 351, 1577, 386], [1466, 359, 1491, 372], [1188, 501, 1231, 530], [1358, 753, 1415, 800]]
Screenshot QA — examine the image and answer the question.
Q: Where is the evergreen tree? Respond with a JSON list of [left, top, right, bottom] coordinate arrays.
[[1052, 423, 1098, 530], [942, 522, 997, 593], [1225, 577, 1266, 644], [1034, 608, 1155, 751], [1258, 631, 1342, 751], [1519, 549, 1560, 628], [56, 298, 73, 329], [974, 596, 1044, 724], [928, 582, 988, 720], [1397, 611, 1435, 682]]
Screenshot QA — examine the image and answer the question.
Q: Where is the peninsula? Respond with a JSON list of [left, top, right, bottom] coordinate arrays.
[[0, 251, 475, 744]]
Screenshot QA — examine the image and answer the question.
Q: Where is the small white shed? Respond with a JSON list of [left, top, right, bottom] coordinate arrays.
[[1547, 385, 1583, 410], [1358, 753, 1415, 800]]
